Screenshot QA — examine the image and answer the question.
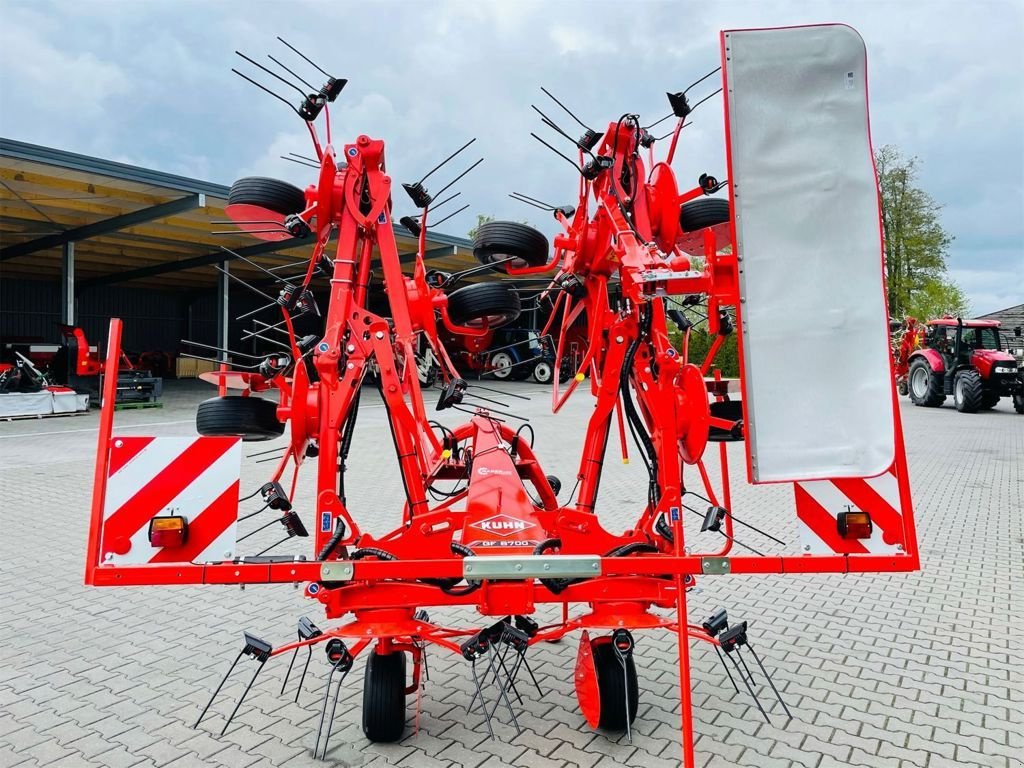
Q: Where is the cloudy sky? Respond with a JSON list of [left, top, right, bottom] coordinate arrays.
[[1, 0, 1021, 313]]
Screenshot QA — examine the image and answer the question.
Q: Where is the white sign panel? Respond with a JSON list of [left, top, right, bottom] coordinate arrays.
[[723, 24, 895, 482]]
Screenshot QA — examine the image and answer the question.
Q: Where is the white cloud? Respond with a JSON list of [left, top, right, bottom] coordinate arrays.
[[0, 0, 1019, 291]]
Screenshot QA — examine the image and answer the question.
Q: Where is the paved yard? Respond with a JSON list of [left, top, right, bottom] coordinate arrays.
[[0, 381, 1021, 768]]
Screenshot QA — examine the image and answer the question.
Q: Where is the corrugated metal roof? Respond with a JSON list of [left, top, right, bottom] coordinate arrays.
[[0, 137, 478, 290]]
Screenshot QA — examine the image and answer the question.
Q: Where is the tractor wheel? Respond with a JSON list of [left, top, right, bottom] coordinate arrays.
[[980, 392, 1000, 410], [473, 221, 550, 272], [532, 360, 554, 384], [226, 177, 306, 242], [1014, 394, 1024, 414], [446, 283, 521, 329], [953, 370, 984, 413], [908, 359, 945, 407], [591, 637, 638, 731], [679, 197, 730, 232], [361, 650, 407, 743], [196, 396, 284, 442], [488, 351, 515, 380]]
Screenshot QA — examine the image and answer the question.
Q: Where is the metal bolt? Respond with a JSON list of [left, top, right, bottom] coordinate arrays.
[[114, 439, 123, 448], [616, 336, 624, 343], [104, 552, 113, 561], [803, 544, 811, 552], [543, 564, 550, 571], [346, 362, 354, 369], [346, 344, 355, 353], [591, 562, 599, 570], [515, 563, 523, 571], [466, 564, 474, 573], [375, 331, 385, 339], [224, 551, 232, 558]]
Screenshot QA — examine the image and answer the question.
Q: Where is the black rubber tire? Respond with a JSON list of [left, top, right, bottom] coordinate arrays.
[[908, 359, 945, 407], [447, 282, 521, 329], [680, 197, 730, 232], [227, 177, 306, 216], [708, 399, 744, 442], [979, 392, 1000, 410], [953, 369, 983, 413], [361, 650, 407, 743], [546, 474, 562, 496], [487, 351, 515, 380], [195, 396, 284, 442], [897, 380, 909, 397], [1014, 394, 1024, 414], [592, 639, 638, 731], [473, 222, 550, 272], [532, 359, 554, 384]]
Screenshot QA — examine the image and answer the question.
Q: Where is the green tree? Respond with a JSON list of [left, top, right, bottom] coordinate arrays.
[[468, 214, 494, 239], [875, 145, 968, 319]]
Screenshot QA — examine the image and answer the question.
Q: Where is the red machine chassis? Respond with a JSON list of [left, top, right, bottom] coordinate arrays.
[[85, 27, 918, 767]]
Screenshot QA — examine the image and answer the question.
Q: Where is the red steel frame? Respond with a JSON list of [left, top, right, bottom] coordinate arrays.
[[85, 29, 919, 766]]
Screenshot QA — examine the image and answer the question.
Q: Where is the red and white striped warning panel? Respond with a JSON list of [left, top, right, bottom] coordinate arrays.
[[794, 463, 908, 555], [99, 436, 242, 565]]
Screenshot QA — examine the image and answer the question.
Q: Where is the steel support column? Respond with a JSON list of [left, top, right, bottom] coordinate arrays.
[[217, 261, 230, 363], [61, 241, 75, 325]]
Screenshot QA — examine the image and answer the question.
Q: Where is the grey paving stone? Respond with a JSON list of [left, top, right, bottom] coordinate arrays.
[[0, 382, 1020, 768]]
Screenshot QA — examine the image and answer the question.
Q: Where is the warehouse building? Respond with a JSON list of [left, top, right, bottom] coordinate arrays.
[[0, 137, 478, 376]]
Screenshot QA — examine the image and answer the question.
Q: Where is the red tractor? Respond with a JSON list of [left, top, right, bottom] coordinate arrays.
[[907, 317, 1024, 413]]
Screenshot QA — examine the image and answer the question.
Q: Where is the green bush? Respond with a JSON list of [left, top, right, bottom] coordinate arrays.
[[667, 325, 740, 377]]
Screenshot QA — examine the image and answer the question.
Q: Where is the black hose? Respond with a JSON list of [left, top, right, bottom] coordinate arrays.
[[316, 519, 348, 561], [604, 541, 659, 558]]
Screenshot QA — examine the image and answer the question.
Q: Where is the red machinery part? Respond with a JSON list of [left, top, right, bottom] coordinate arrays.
[[82, 25, 920, 768]]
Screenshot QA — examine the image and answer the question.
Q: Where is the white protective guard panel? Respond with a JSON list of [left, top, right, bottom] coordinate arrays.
[[724, 25, 895, 483]]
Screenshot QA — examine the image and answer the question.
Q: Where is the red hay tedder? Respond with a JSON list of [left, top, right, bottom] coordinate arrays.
[[84, 25, 920, 765]]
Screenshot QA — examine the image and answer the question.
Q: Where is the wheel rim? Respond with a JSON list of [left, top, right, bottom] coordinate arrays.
[[464, 311, 514, 329], [487, 251, 528, 270], [955, 376, 964, 403], [910, 367, 927, 398], [534, 362, 552, 383], [491, 352, 513, 379]]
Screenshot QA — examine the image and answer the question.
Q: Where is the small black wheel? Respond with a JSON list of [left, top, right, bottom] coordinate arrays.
[[196, 396, 284, 442], [487, 351, 515, 380], [592, 637, 638, 731], [532, 359, 554, 384], [708, 400, 744, 442], [897, 379, 909, 397], [227, 177, 306, 215], [908, 359, 945, 407], [979, 392, 1000, 410], [446, 282, 521, 329], [679, 197, 730, 232], [362, 650, 407, 743], [953, 369, 983, 413], [1014, 394, 1024, 414], [473, 222, 550, 272], [545, 474, 562, 496]]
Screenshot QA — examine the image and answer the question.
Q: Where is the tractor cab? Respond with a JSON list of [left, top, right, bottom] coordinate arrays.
[[908, 317, 1023, 413]]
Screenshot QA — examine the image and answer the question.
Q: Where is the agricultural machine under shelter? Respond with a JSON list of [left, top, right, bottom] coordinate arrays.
[[84, 25, 920, 767]]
